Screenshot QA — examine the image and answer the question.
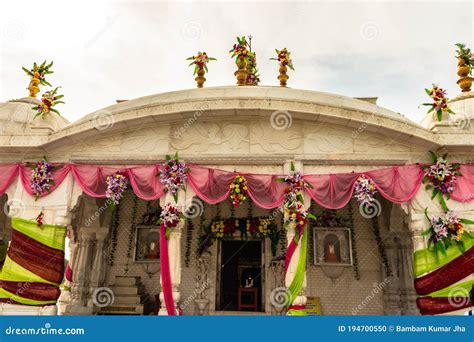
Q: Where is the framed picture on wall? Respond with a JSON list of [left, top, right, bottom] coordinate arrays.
[[134, 226, 160, 263], [313, 227, 352, 266]]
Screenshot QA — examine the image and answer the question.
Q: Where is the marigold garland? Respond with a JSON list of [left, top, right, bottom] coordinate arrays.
[[229, 175, 248, 207]]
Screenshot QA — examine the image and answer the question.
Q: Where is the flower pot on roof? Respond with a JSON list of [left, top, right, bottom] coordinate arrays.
[[22, 61, 54, 98], [230, 36, 254, 86], [271, 48, 294, 87], [455, 43, 474, 92], [186, 52, 216, 88]]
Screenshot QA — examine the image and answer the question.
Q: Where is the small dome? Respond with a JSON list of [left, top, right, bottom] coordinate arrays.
[[0, 97, 69, 134]]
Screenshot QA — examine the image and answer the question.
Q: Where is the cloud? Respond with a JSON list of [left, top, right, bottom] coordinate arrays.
[[0, 0, 472, 124]]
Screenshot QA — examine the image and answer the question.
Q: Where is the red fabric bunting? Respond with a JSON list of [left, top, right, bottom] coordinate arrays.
[[416, 296, 471, 315], [414, 247, 474, 296]]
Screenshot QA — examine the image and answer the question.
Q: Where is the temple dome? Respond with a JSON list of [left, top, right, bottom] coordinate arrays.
[[0, 97, 69, 134]]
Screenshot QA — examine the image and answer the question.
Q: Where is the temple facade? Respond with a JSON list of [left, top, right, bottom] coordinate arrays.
[[0, 86, 472, 316]]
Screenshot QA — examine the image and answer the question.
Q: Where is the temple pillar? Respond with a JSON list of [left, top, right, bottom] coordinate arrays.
[[283, 160, 308, 314], [61, 196, 110, 315], [0, 173, 82, 315], [158, 189, 190, 315]]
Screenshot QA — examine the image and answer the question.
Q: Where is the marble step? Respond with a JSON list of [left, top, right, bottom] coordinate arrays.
[[113, 276, 140, 287], [113, 295, 143, 305], [112, 286, 141, 295], [97, 303, 144, 315]]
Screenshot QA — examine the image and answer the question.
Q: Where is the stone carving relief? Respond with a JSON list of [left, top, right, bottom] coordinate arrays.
[[249, 121, 303, 153], [171, 122, 249, 153], [53, 125, 170, 155]]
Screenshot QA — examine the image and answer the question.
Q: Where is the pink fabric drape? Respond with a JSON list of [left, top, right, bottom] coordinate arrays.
[[19, 164, 71, 198], [452, 164, 474, 202], [303, 164, 424, 209], [187, 165, 287, 209], [0, 164, 19, 194], [0, 162, 472, 207], [160, 223, 176, 315]]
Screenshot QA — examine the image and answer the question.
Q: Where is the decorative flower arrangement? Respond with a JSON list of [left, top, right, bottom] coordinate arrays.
[[423, 208, 473, 254], [105, 171, 128, 208], [455, 43, 474, 74], [22, 61, 54, 87], [158, 203, 184, 238], [158, 152, 190, 203], [229, 36, 255, 68], [421, 84, 454, 122], [277, 162, 315, 239], [315, 210, 347, 228], [270, 48, 294, 70], [422, 151, 461, 210], [30, 157, 57, 199], [32, 87, 64, 119], [229, 175, 248, 207], [353, 175, 378, 208], [186, 52, 217, 75]]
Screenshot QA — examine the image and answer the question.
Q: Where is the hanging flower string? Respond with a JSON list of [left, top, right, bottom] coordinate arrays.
[[105, 171, 128, 208], [229, 175, 248, 207], [423, 209, 474, 254], [422, 151, 461, 211], [158, 203, 184, 238], [353, 175, 378, 209], [32, 87, 64, 119], [421, 84, 454, 122], [30, 157, 57, 199], [158, 152, 190, 203]]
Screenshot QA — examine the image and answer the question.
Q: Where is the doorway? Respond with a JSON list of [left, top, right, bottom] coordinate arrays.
[[218, 240, 263, 312]]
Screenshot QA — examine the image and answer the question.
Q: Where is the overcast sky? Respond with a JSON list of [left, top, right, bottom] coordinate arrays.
[[0, 0, 472, 124]]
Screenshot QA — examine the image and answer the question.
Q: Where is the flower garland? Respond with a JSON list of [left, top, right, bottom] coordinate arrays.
[[105, 171, 128, 208], [22, 61, 54, 87], [30, 157, 57, 199], [158, 203, 184, 238], [270, 48, 294, 70], [158, 152, 190, 203], [186, 52, 216, 74], [229, 175, 248, 207], [353, 175, 378, 209], [422, 151, 461, 210], [277, 163, 315, 239], [455, 43, 474, 75], [32, 87, 64, 119], [421, 84, 454, 122], [423, 209, 474, 254]]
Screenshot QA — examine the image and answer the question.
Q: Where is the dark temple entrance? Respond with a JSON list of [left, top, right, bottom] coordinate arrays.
[[218, 240, 263, 312]]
